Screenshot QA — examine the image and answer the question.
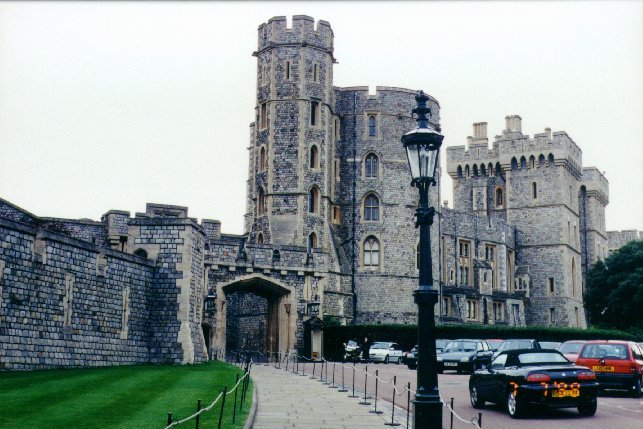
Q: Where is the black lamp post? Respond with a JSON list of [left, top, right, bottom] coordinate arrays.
[[401, 91, 444, 429]]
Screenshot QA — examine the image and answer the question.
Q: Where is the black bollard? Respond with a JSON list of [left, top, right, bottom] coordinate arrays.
[[285, 353, 289, 371], [478, 412, 482, 429], [450, 398, 454, 429], [369, 369, 383, 414], [329, 362, 337, 388], [167, 412, 173, 426], [216, 386, 227, 429], [195, 399, 201, 429], [232, 374, 239, 423], [348, 363, 358, 398], [338, 363, 348, 392], [300, 359, 307, 376], [359, 365, 371, 405], [384, 376, 401, 426]]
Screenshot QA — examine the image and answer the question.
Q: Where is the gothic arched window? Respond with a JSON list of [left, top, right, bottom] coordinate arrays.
[[308, 186, 320, 214], [257, 233, 264, 244], [308, 232, 318, 252], [368, 115, 377, 137], [364, 194, 380, 222], [365, 153, 379, 178], [496, 187, 504, 208], [310, 145, 319, 169], [363, 236, 380, 268], [257, 188, 266, 215], [259, 146, 267, 171], [511, 157, 518, 171]]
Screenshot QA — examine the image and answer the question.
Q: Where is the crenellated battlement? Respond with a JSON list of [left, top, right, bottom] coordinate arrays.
[[256, 16, 334, 56], [581, 167, 609, 205], [446, 116, 583, 179]]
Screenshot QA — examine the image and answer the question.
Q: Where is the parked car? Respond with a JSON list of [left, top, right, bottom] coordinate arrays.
[[558, 340, 588, 363], [343, 340, 361, 362], [403, 339, 450, 370], [492, 339, 541, 360], [540, 341, 562, 350], [369, 342, 404, 364], [486, 339, 504, 352], [437, 339, 493, 373], [469, 349, 599, 418], [575, 340, 643, 398]]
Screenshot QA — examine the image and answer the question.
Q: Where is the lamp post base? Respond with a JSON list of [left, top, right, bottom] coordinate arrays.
[[413, 393, 443, 429]]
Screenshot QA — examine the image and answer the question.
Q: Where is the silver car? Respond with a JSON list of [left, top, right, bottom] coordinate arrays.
[[369, 342, 404, 364]]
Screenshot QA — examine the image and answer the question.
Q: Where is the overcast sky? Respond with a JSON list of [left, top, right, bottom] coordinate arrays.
[[0, 1, 641, 235]]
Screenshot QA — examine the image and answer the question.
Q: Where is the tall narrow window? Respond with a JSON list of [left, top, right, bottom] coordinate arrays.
[[310, 145, 319, 169], [520, 156, 527, 169], [416, 242, 420, 271], [532, 182, 537, 199], [467, 299, 478, 320], [308, 232, 318, 252], [496, 188, 504, 208], [548, 153, 555, 165], [334, 159, 340, 181], [368, 115, 376, 137], [334, 118, 340, 140], [332, 206, 341, 224], [511, 157, 518, 170], [363, 236, 380, 268], [548, 277, 555, 295], [549, 307, 555, 325], [260, 103, 267, 129], [257, 233, 264, 244], [63, 273, 75, 327], [365, 153, 379, 178], [308, 187, 319, 214], [259, 147, 266, 171], [442, 297, 451, 317], [529, 155, 535, 169], [313, 63, 318, 82], [257, 188, 266, 215], [286, 61, 291, 80], [120, 286, 130, 339], [310, 101, 319, 126], [571, 258, 577, 297], [364, 194, 380, 222]]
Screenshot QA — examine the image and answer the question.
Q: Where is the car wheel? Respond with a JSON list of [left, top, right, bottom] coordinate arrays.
[[577, 399, 597, 417], [470, 385, 485, 409], [633, 377, 642, 398], [437, 368, 443, 374], [384, 356, 389, 364], [506, 390, 523, 418], [407, 363, 417, 370], [396, 357, 401, 365]]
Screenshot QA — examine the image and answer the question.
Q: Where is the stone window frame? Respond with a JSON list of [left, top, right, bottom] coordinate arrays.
[[548, 307, 556, 325], [361, 234, 382, 271], [312, 62, 320, 83], [307, 232, 318, 252], [309, 144, 320, 170], [547, 277, 555, 295], [485, 244, 497, 290], [334, 159, 340, 182], [333, 117, 341, 141], [331, 205, 341, 224], [493, 301, 505, 322], [257, 187, 267, 216], [285, 60, 292, 81], [363, 152, 380, 179], [257, 232, 264, 244], [259, 145, 268, 172], [261, 64, 268, 86], [63, 272, 75, 327], [120, 286, 131, 340], [363, 112, 381, 140], [532, 182, 538, 200], [259, 102, 268, 129], [362, 192, 381, 223], [310, 100, 321, 127], [308, 185, 320, 215], [442, 296, 452, 317], [466, 299, 478, 320], [495, 186, 504, 208]]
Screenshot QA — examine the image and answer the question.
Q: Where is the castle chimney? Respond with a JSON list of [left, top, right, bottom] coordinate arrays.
[[473, 122, 487, 139], [505, 115, 522, 132], [545, 127, 552, 139]]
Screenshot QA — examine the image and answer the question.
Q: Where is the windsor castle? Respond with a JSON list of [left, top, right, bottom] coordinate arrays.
[[0, 16, 629, 370]]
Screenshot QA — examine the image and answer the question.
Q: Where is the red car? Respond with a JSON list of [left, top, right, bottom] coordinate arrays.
[[558, 340, 588, 363], [575, 340, 643, 398]]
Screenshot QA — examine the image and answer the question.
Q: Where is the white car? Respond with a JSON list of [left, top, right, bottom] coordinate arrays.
[[368, 342, 404, 364]]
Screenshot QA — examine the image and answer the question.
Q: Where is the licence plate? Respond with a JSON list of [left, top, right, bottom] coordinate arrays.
[[552, 389, 580, 398], [444, 362, 458, 367], [592, 365, 614, 372]]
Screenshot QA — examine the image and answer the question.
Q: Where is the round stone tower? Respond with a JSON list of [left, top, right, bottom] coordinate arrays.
[[246, 15, 336, 251]]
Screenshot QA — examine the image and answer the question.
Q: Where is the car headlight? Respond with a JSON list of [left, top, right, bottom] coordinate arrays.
[[436, 356, 443, 362], [461, 357, 473, 362]]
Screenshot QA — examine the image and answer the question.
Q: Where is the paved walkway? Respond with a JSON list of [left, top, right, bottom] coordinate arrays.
[[249, 363, 409, 429]]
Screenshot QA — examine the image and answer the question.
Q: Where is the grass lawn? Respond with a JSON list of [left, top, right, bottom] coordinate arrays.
[[0, 360, 253, 429]]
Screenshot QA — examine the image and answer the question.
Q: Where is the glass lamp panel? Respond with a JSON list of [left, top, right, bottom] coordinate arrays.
[[405, 145, 421, 179], [419, 146, 439, 180]]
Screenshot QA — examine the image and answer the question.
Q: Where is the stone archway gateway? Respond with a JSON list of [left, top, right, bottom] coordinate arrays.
[[214, 275, 295, 359]]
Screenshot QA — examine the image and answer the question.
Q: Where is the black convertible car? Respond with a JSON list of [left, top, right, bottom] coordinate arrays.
[[469, 349, 599, 418]]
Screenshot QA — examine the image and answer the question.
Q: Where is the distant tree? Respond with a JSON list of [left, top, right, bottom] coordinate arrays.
[[585, 240, 643, 330]]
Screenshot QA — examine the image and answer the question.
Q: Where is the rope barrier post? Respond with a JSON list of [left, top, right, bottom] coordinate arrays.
[[195, 399, 201, 429], [369, 369, 383, 414], [338, 363, 348, 392], [478, 412, 482, 429], [406, 383, 410, 429], [216, 386, 227, 429], [311, 359, 317, 379], [285, 353, 289, 371], [232, 374, 239, 423], [348, 363, 358, 398], [322, 360, 330, 384], [329, 362, 337, 388], [167, 412, 173, 426], [450, 398, 454, 429], [359, 365, 371, 405], [384, 376, 401, 426], [301, 359, 307, 376]]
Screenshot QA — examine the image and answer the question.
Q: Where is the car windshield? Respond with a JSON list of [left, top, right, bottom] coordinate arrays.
[[444, 341, 476, 352], [518, 352, 569, 365], [487, 340, 503, 350], [346, 340, 357, 347], [580, 344, 629, 360], [371, 343, 390, 350], [499, 340, 533, 351], [540, 342, 561, 349], [436, 340, 448, 348], [559, 343, 584, 354]]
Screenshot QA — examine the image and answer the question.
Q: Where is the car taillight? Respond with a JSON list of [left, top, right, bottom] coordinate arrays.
[[527, 373, 551, 382], [578, 371, 596, 380]]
